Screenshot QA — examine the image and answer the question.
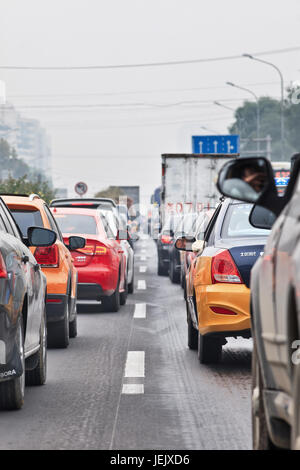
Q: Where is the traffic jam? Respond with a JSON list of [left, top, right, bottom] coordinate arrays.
[[1, 0, 300, 456]]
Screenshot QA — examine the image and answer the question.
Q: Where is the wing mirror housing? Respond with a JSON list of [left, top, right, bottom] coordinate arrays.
[[217, 157, 283, 217], [175, 236, 196, 252], [191, 239, 205, 254], [67, 236, 86, 251], [27, 227, 57, 247]]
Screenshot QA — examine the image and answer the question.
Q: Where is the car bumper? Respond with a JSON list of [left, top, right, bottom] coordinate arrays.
[[77, 283, 114, 300], [46, 294, 67, 323], [196, 283, 251, 336]]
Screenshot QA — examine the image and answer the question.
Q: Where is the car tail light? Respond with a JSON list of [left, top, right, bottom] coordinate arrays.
[[34, 245, 59, 267], [210, 306, 237, 315], [211, 249, 242, 284], [161, 234, 173, 244], [0, 252, 7, 278], [76, 242, 107, 256]]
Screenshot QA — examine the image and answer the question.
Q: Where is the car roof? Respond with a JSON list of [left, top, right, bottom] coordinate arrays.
[[50, 206, 99, 217], [2, 194, 46, 209]]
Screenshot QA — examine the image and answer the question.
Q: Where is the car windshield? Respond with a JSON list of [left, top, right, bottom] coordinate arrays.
[[10, 209, 44, 237], [221, 203, 271, 238], [54, 214, 98, 235]]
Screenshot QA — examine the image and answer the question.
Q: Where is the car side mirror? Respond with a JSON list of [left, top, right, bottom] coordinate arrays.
[[68, 236, 86, 251], [27, 227, 57, 247], [217, 157, 275, 203], [249, 205, 277, 230], [117, 229, 129, 241], [191, 239, 205, 254], [175, 236, 196, 252]]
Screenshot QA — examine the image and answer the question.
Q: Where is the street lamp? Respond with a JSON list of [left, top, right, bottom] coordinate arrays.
[[214, 101, 244, 136], [243, 53, 284, 159], [226, 81, 260, 152]]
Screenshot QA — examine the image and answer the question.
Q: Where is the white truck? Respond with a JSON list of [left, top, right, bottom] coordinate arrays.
[[160, 153, 238, 228]]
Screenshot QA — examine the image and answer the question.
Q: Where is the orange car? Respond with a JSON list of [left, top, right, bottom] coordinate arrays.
[[3, 194, 85, 349]]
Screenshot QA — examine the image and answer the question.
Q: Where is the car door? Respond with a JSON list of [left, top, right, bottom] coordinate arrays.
[[271, 174, 300, 394], [0, 200, 42, 351]]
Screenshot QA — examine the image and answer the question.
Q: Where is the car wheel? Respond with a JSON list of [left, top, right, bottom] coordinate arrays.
[[69, 302, 78, 338], [26, 304, 47, 386], [47, 299, 70, 349], [187, 310, 198, 350], [157, 259, 168, 276], [102, 278, 120, 312], [169, 258, 180, 284], [252, 340, 277, 449], [128, 268, 134, 294], [198, 332, 222, 364], [120, 278, 128, 306], [0, 319, 25, 410]]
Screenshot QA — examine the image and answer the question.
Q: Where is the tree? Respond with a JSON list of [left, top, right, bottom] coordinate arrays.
[[228, 96, 297, 161], [0, 175, 56, 203], [0, 139, 30, 178], [95, 185, 125, 202]]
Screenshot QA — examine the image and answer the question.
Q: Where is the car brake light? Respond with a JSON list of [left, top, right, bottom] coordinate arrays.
[[0, 252, 7, 278], [161, 234, 173, 244], [76, 242, 107, 256], [34, 245, 59, 267], [210, 306, 237, 315], [211, 249, 242, 284], [77, 245, 95, 255]]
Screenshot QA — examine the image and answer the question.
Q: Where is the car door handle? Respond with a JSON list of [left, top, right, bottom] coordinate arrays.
[[22, 255, 29, 264]]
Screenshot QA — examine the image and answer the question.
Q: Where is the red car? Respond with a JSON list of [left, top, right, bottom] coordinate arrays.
[[50, 206, 127, 312]]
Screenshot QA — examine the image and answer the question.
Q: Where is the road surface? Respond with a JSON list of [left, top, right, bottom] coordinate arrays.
[[0, 236, 252, 450]]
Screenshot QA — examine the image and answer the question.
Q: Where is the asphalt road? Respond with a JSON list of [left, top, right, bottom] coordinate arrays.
[[0, 236, 252, 450]]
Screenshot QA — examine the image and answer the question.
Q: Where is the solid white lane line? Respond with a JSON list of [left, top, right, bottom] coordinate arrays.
[[122, 384, 144, 395], [139, 266, 147, 273], [124, 351, 145, 378], [134, 303, 146, 319], [137, 279, 146, 290]]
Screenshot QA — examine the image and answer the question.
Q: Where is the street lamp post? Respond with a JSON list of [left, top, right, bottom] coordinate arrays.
[[243, 54, 284, 159], [214, 101, 244, 136], [226, 81, 260, 152]]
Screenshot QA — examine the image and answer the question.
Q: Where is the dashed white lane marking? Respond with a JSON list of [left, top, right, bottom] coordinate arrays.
[[134, 303, 146, 319], [140, 255, 147, 261], [139, 266, 147, 273], [122, 384, 144, 395], [137, 279, 146, 290], [141, 249, 146, 254], [124, 351, 145, 378]]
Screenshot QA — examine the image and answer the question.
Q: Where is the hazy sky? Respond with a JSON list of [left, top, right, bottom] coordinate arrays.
[[0, 0, 299, 205]]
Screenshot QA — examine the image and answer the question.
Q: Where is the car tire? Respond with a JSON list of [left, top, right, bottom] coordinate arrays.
[[120, 278, 128, 306], [47, 299, 70, 349], [128, 268, 134, 294], [198, 332, 222, 364], [26, 304, 47, 386], [0, 319, 25, 410], [252, 340, 278, 449], [102, 278, 120, 312], [157, 260, 168, 276], [187, 313, 198, 350], [169, 258, 180, 284], [69, 303, 78, 338]]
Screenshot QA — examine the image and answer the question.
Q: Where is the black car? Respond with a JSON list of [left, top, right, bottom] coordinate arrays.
[[156, 214, 181, 276], [0, 197, 56, 410]]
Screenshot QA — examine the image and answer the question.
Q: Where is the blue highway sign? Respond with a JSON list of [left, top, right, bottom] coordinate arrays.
[[192, 135, 240, 154]]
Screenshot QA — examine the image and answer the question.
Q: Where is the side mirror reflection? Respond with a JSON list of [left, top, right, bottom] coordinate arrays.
[[27, 227, 57, 247], [175, 236, 196, 252], [217, 157, 273, 203]]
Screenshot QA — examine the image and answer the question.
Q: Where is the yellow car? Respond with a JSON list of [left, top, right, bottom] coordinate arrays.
[[177, 199, 270, 363]]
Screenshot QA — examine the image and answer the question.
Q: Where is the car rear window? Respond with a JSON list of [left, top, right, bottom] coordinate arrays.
[[10, 209, 44, 237], [54, 214, 98, 235], [221, 203, 270, 238]]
